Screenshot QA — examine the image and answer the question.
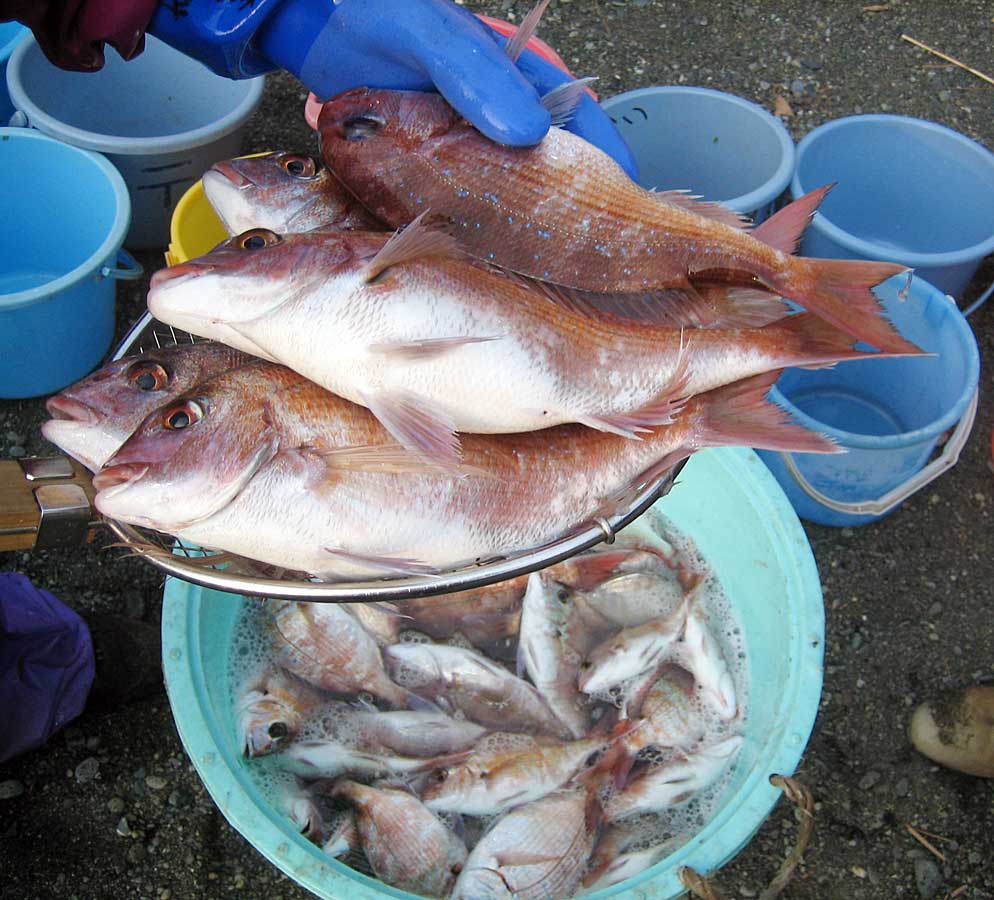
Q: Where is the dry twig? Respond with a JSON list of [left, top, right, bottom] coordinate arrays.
[[906, 824, 947, 863], [901, 34, 994, 87]]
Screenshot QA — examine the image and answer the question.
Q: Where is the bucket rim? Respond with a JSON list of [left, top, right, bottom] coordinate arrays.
[[160, 446, 825, 900], [0, 127, 131, 311], [600, 85, 796, 215], [792, 113, 994, 268], [6, 36, 266, 155], [769, 275, 981, 450], [0, 21, 26, 61]]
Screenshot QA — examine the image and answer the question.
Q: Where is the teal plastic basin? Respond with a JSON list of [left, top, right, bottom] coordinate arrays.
[[161, 446, 824, 900]]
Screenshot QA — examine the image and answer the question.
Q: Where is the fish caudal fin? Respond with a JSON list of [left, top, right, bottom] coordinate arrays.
[[783, 258, 921, 353], [775, 311, 925, 366], [752, 184, 833, 254], [695, 371, 840, 455]]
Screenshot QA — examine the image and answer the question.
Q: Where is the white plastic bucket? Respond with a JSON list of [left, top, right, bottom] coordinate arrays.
[[7, 35, 265, 249]]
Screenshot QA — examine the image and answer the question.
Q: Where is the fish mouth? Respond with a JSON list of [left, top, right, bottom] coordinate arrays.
[[93, 463, 149, 493], [150, 263, 216, 291], [208, 161, 252, 190], [45, 395, 100, 425]]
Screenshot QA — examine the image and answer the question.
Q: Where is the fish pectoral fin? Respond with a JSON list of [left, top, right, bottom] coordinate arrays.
[[362, 210, 463, 283], [322, 546, 441, 578], [360, 388, 463, 471], [650, 189, 751, 230], [301, 442, 453, 475], [493, 850, 563, 868], [368, 335, 502, 361], [541, 77, 598, 128]]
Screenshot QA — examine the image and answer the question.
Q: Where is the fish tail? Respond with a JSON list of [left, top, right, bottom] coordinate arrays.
[[693, 371, 840, 455], [778, 257, 921, 353], [775, 311, 926, 366]]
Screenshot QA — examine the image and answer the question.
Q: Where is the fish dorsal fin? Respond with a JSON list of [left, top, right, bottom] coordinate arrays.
[[504, 0, 553, 63], [650, 189, 751, 230], [363, 211, 463, 283], [541, 77, 598, 128]]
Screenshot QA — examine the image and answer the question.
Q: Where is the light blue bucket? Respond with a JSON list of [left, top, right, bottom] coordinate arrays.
[[0, 128, 142, 398], [791, 114, 994, 299], [601, 86, 795, 222], [758, 275, 980, 527], [6, 35, 265, 249], [0, 21, 26, 124], [161, 446, 824, 900]]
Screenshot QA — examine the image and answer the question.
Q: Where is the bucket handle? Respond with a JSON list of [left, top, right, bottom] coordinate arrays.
[[779, 387, 979, 517], [101, 249, 144, 281]]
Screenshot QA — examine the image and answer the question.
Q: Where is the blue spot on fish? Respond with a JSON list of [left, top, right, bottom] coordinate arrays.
[[537, 230, 551, 239], [456, 189, 469, 198], [488, 252, 496, 260], [507, 216, 514, 224]]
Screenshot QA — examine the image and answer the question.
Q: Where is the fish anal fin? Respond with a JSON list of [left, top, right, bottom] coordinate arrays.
[[361, 388, 463, 470], [651, 189, 751, 230], [322, 546, 441, 578], [752, 184, 834, 255], [363, 210, 462, 283]]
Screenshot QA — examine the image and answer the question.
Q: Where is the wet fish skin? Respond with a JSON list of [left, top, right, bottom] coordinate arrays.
[[92, 363, 835, 581], [333, 780, 467, 897], [383, 642, 569, 738], [280, 736, 466, 781], [42, 343, 253, 472], [581, 826, 680, 893], [603, 735, 744, 822], [674, 601, 738, 721], [203, 151, 381, 235], [267, 599, 410, 709], [622, 665, 705, 755], [340, 703, 489, 757], [318, 87, 918, 354], [237, 666, 326, 757]]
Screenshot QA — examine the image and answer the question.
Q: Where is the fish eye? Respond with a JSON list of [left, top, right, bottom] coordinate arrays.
[[450, 864, 463, 875], [127, 362, 169, 392], [556, 587, 570, 603], [238, 228, 282, 250], [280, 154, 318, 178], [432, 768, 449, 783], [268, 721, 289, 740], [342, 112, 386, 141], [163, 400, 204, 430]]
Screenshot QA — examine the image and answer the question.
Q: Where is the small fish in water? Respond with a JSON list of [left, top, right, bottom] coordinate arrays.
[[236, 665, 326, 757], [383, 642, 569, 738], [280, 736, 469, 781], [581, 823, 680, 892], [318, 88, 918, 354], [579, 590, 695, 697], [148, 218, 911, 467], [673, 600, 738, 721], [332, 780, 467, 897], [266, 599, 411, 709], [336, 699, 489, 757], [42, 343, 253, 472], [203, 151, 382, 235], [518, 572, 591, 739], [621, 665, 705, 755], [603, 735, 744, 822]]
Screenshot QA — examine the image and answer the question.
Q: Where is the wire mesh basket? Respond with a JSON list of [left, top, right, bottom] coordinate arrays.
[[101, 311, 686, 602]]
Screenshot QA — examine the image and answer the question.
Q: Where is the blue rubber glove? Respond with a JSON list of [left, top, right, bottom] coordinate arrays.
[[149, 0, 638, 178]]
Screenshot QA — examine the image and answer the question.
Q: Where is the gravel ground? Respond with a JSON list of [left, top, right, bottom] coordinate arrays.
[[2, 2, 993, 899]]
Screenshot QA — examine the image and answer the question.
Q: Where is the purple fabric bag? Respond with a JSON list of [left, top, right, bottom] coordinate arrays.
[[0, 572, 94, 763]]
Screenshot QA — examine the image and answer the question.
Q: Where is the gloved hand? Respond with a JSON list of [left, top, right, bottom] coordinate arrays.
[[149, 0, 638, 178]]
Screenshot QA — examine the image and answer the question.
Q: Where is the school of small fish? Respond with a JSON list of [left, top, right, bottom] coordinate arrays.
[[232, 520, 746, 899]]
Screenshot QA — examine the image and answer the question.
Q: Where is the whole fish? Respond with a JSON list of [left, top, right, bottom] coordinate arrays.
[[202, 151, 381, 235], [673, 601, 738, 721], [451, 787, 602, 900], [622, 665, 705, 755], [517, 572, 591, 739], [333, 700, 489, 757], [383, 643, 568, 738], [579, 591, 695, 696], [603, 735, 744, 822], [92, 363, 837, 581], [266, 599, 411, 708], [318, 87, 917, 354], [148, 219, 909, 465], [582, 825, 680, 893], [420, 724, 627, 817], [573, 570, 687, 638], [280, 736, 467, 781], [332, 780, 467, 897], [237, 665, 327, 757], [41, 343, 253, 472]]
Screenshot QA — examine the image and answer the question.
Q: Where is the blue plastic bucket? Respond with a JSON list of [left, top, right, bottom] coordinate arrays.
[[601, 86, 795, 222], [0, 21, 26, 124], [0, 128, 142, 398], [758, 275, 980, 527], [6, 35, 265, 249], [791, 114, 994, 298], [161, 446, 824, 900]]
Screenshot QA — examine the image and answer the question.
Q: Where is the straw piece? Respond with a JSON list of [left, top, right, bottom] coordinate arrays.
[[906, 824, 947, 863], [900, 34, 994, 87]]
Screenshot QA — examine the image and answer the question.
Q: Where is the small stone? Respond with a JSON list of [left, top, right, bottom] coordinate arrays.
[[851, 866, 867, 878], [969, 851, 983, 865], [8, 445, 25, 458], [145, 775, 168, 791], [758, 79, 771, 90], [739, 887, 758, 898], [116, 817, 132, 837], [85, 736, 101, 751], [851, 632, 863, 651], [0, 779, 25, 800], [858, 771, 881, 791], [159, 891, 172, 900], [928, 602, 943, 617], [75, 757, 100, 784], [108, 796, 125, 815], [790, 78, 807, 97], [914, 856, 943, 899], [800, 57, 823, 70], [894, 777, 910, 797], [938, 89, 953, 102], [233, 875, 246, 889]]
